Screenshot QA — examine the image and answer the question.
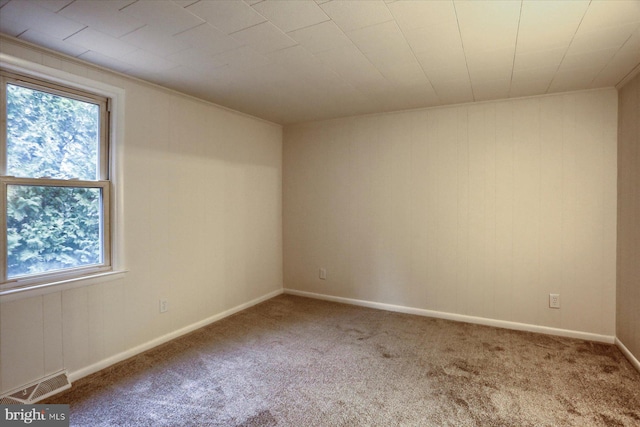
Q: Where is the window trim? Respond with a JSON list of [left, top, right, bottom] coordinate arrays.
[[1, 177, 112, 284], [0, 53, 126, 299], [1, 70, 111, 181], [1, 72, 112, 288]]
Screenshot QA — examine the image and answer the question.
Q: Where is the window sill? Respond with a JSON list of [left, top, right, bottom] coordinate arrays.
[[0, 270, 128, 302]]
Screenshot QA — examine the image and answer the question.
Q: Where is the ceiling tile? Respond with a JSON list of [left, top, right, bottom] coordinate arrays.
[[473, 79, 511, 102], [186, 0, 266, 35], [299, 72, 356, 99], [314, 45, 386, 89], [287, 80, 356, 111], [558, 47, 618, 72], [212, 61, 294, 87], [171, 0, 199, 7], [567, 22, 640, 55], [592, 27, 640, 86], [375, 60, 429, 86], [0, 0, 85, 39], [168, 44, 270, 74], [65, 27, 138, 58], [126, 67, 167, 86], [395, 83, 439, 106], [120, 0, 205, 35], [121, 25, 190, 57], [415, 48, 468, 82], [465, 47, 514, 88], [174, 24, 244, 56], [210, 46, 271, 71], [516, 0, 588, 53], [77, 50, 134, 74], [320, 0, 394, 32], [431, 78, 474, 104], [288, 20, 353, 54], [363, 84, 438, 113], [619, 25, 640, 51], [266, 45, 331, 80], [513, 47, 566, 72], [516, 26, 576, 54], [465, 47, 514, 73], [388, 0, 457, 31], [119, 49, 179, 72], [403, 23, 463, 56], [313, 45, 370, 70], [520, 0, 589, 26], [365, 44, 416, 70], [166, 47, 230, 71], [579, 0, 640, 31], [27, 0, 74, 13], [252, 0, 329, 33], [230, 22, 297, 54], [347, 21, 407, 55], [58, 0, 144, 38], [548, 66, 601, 92], [421, 66, 471, 88], [468, 65, 512, 84], [159, 64, 211, 91], [0, 15, 29, 37], [2, 0, 639, 124], [357, 78, 394, 99], [509, 78, 551, 97], [454, 0, 520, 51], [591, 50, 640, 87], [509, 67, 554, 96], [19, 29, 88, 57], [512, 66, 557, 83]]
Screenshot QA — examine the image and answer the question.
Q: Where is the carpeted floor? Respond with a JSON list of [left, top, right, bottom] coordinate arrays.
[[46, 295, 640, 426]]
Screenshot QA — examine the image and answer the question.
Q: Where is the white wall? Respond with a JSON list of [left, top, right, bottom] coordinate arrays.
[[284, 89, 617, 338], [617, 71, 640, 362], [0, 39, 283, 394]]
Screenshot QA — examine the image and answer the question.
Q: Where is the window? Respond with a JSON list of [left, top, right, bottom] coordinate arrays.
[[1, 70, 112, 291]]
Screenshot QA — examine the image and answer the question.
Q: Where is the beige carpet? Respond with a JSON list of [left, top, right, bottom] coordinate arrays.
[[46, 295, 640, 426]]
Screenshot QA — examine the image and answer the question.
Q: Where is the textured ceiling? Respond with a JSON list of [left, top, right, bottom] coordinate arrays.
[[1, 0, 639, 124]]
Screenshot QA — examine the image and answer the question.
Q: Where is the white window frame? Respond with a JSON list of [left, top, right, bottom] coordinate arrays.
[[0, 54, 126, 299]]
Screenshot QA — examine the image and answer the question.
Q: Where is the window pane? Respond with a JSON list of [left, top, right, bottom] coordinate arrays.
[[6, 83, 100, 180], [6, 185, 103, 278]]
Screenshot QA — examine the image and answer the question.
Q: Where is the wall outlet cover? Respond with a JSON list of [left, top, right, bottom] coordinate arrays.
[[549, 294, 560, 309]]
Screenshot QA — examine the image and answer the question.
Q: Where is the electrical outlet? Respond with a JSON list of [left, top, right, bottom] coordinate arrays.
[[549, 294, 560, 309], [319, 268, 327, 280], [159, 299, 168, 313]]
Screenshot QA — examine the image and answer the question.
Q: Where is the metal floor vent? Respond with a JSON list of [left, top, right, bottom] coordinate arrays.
[[0, 370, 71, 404]]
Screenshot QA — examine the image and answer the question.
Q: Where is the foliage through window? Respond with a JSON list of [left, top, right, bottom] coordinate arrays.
[[1, 70, 111, 288]]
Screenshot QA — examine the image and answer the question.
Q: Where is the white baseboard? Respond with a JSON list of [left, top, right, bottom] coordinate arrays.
[[68, 287, 625, 385], [284, 288, 615, 344], [69, 288, 283, 383], [615, 337, 640, 372]]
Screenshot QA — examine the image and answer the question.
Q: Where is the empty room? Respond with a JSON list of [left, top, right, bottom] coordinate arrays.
[[0, 0, 639, 425]]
